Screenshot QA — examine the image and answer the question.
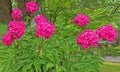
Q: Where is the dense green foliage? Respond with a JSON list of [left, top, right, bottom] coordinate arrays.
[[0, 0, 120, 72]]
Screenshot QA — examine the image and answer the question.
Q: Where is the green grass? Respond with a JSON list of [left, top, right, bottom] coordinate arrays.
[[101, 62, 120, 72]]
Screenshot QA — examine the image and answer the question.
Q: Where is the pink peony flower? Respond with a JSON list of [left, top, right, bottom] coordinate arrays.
[[96, 24, 118, 42], [71, 13, 90, 27], [8, 21, 26, 39], [11, 8, 22, 20], [35, 14, 55, 39], [2, 33, 14, 46], [36, 22, 55, 39], [34, 14, 49, 24], [26, 1, 38, 13], [77, 30, 99, 49]]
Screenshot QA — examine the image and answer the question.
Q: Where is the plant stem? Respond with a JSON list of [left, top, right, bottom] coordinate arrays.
[[37, 38, 44, 54], [29, 13, 32, 26], [14, 40, 19, 49], [37, 45, 41, 54]]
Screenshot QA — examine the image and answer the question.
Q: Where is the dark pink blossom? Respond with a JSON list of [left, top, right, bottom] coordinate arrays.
[[96, 24, 118, 42], [35, 14, 55, 39], [8, 21, 26, 39], [34, 14, 49, 24], [26, 1, 38, 13], [11, 8, 22, 20], [2, 33, 14, 46], [36, 23, 55, 39], [77, 30, 99, 49], [71, 13, 90, 27]]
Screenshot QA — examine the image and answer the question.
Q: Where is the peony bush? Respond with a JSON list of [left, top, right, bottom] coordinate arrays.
[[0, 0, 119, 72]]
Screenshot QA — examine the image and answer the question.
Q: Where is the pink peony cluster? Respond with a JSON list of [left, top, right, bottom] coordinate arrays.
[[26, 1, 38, 13], [2, 34, 14, 46], [71, 13, 90, 27], [77, 30, 99, 49], [2, 5, 26, 46], [8, 21, 26, 39], [2, 21, 26, 46], [34, 14, 55, 39], [11, 8, 22, 20], [96, 24, 118, 42]]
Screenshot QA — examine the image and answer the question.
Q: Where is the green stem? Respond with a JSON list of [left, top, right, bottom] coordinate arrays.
[[26, 13, 32, 27], [29, 13, 32, 26], [13, 40, 19, 49], [37, 38, 44, 54]]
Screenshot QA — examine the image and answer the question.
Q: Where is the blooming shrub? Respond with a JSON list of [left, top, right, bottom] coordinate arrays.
[[25, 1, 38, 13], [0, 0, 119, 72], [11, 8, 22, 20], [77, 30, 99, 49]]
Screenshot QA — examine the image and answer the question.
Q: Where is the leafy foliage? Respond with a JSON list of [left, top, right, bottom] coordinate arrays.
[[2, 0, 120, 72]]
